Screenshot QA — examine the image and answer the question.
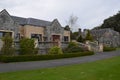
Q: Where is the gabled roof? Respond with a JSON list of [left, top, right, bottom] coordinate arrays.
[[0, 9, 63, 27], [11, 16, 52, 27], [51, 19, 62, 27], [0, 9, 9, 15]]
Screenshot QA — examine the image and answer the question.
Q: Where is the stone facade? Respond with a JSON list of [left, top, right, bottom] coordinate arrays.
[[90, 28, 120, 47], [78, 28, 120, 47], [0, 9, 70, 44], [0, 9, 71, 54], [0, 9, 19, 40]]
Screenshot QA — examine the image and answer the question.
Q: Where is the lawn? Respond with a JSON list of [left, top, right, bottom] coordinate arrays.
[[116, 47, 120, 50], [0, 56, 120, 80]]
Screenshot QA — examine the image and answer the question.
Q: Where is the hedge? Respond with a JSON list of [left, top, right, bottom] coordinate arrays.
[[0, 51, 94, 63], [103, 47, 116, 52]]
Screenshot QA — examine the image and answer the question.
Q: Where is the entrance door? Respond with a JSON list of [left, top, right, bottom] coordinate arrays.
[[52, 35, 60, 42]]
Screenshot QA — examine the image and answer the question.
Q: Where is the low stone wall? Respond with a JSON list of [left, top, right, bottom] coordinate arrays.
[[14, 41, 69, 54], [38, 42, 69, 54], [77, 41, 103, 52], [38, 42, 58, 49], [86, 41, 103, 52]]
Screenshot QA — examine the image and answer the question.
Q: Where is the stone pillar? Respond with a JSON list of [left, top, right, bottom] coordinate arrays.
[[99, 44, 103, 52], [0, 39, 3, 51], [34, 39, 38, 48], [58, 41, 61, 47]]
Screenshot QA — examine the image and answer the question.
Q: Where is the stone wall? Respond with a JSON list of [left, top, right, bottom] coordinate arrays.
[[86, 41, 103, 52], [0, 9, 19, 40], [77, 41, 103, 52], [90, 28, 120, 47], [14, 41, 69, 54], [45, 19, 64, 42]]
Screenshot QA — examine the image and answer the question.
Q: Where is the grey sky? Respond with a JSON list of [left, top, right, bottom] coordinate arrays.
[[0, 0, 120, 31]]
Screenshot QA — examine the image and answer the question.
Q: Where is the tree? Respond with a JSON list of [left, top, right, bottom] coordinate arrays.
[[1, 33, 15, 55], [19, 38, 36, 55], [100, 11, 120, 33], [64, 25, 70, 31], [71, 31, 79, 40], [67, 14, 78, 31], [77, 35, 84, 43], [92, 25, 101, 30], [85, 30, 93, 41]]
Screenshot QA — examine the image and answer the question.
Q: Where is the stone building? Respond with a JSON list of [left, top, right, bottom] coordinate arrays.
[[90, 28, 120, 47], [78, 28, 120, 47], [0, 9, 70, 45]]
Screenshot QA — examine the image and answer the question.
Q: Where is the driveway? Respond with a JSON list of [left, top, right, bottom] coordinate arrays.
[[0, 50, 120, 73]]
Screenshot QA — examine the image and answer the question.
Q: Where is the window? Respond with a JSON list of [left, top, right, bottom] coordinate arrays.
[[16, 33, 20, 40], [64, 36, 69, 42], [31, 34, 42, 41], [0, 32, 12, 38], [0, 32, 3, 38]]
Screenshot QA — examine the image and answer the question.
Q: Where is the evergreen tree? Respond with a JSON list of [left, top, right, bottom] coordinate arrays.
[[85, 30, 93, 41], [64, 25, 70, 31], [101, 11, 120, 33], [77, 35, 84, 43]]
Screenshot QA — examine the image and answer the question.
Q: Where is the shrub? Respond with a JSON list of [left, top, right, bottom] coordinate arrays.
[[77, 35, 84, 43], [48, 46, 63, 54], [103, 46, 116, 52], [1, 33, 15, 55], [68, 42, 78, 48], [19, 38, 36, 55], [0, 51, 94, 63], [63, 42, 86, 53]]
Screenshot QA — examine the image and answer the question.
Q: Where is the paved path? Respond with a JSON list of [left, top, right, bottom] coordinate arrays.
[[0, 50, 120, 73]]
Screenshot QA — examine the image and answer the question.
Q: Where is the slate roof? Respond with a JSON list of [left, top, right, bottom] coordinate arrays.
[[27, 18, 51, 27], [11, 16, 27, 25], [11, 16, 52, 27], [90, 28, 119, 39]]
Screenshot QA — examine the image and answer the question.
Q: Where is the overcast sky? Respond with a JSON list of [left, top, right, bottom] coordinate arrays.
[[0, 0, 120, 31]]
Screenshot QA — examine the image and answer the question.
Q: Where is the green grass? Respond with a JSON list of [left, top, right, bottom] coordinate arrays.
[[0, 56, 120, 80], [116, 47, 120, 50]]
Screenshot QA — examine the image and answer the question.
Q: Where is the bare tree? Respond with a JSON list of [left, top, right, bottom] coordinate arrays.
[[67, 14, 79, 31]]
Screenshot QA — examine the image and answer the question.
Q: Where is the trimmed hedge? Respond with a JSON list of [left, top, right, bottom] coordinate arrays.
[[0, 51, 94, 63], [103, 47, 116, 52], [63, 46, 85, 53]]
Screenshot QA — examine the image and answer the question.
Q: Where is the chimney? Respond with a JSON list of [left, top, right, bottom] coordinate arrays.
[[78, 28, 81, 36]]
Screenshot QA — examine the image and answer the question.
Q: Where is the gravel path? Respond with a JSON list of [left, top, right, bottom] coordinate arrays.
[[0, 50, 120, 73]]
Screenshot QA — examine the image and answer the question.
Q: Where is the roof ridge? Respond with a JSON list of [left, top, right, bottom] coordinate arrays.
[[27, 17, 51, 23], [11, 15, 27, 19]]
